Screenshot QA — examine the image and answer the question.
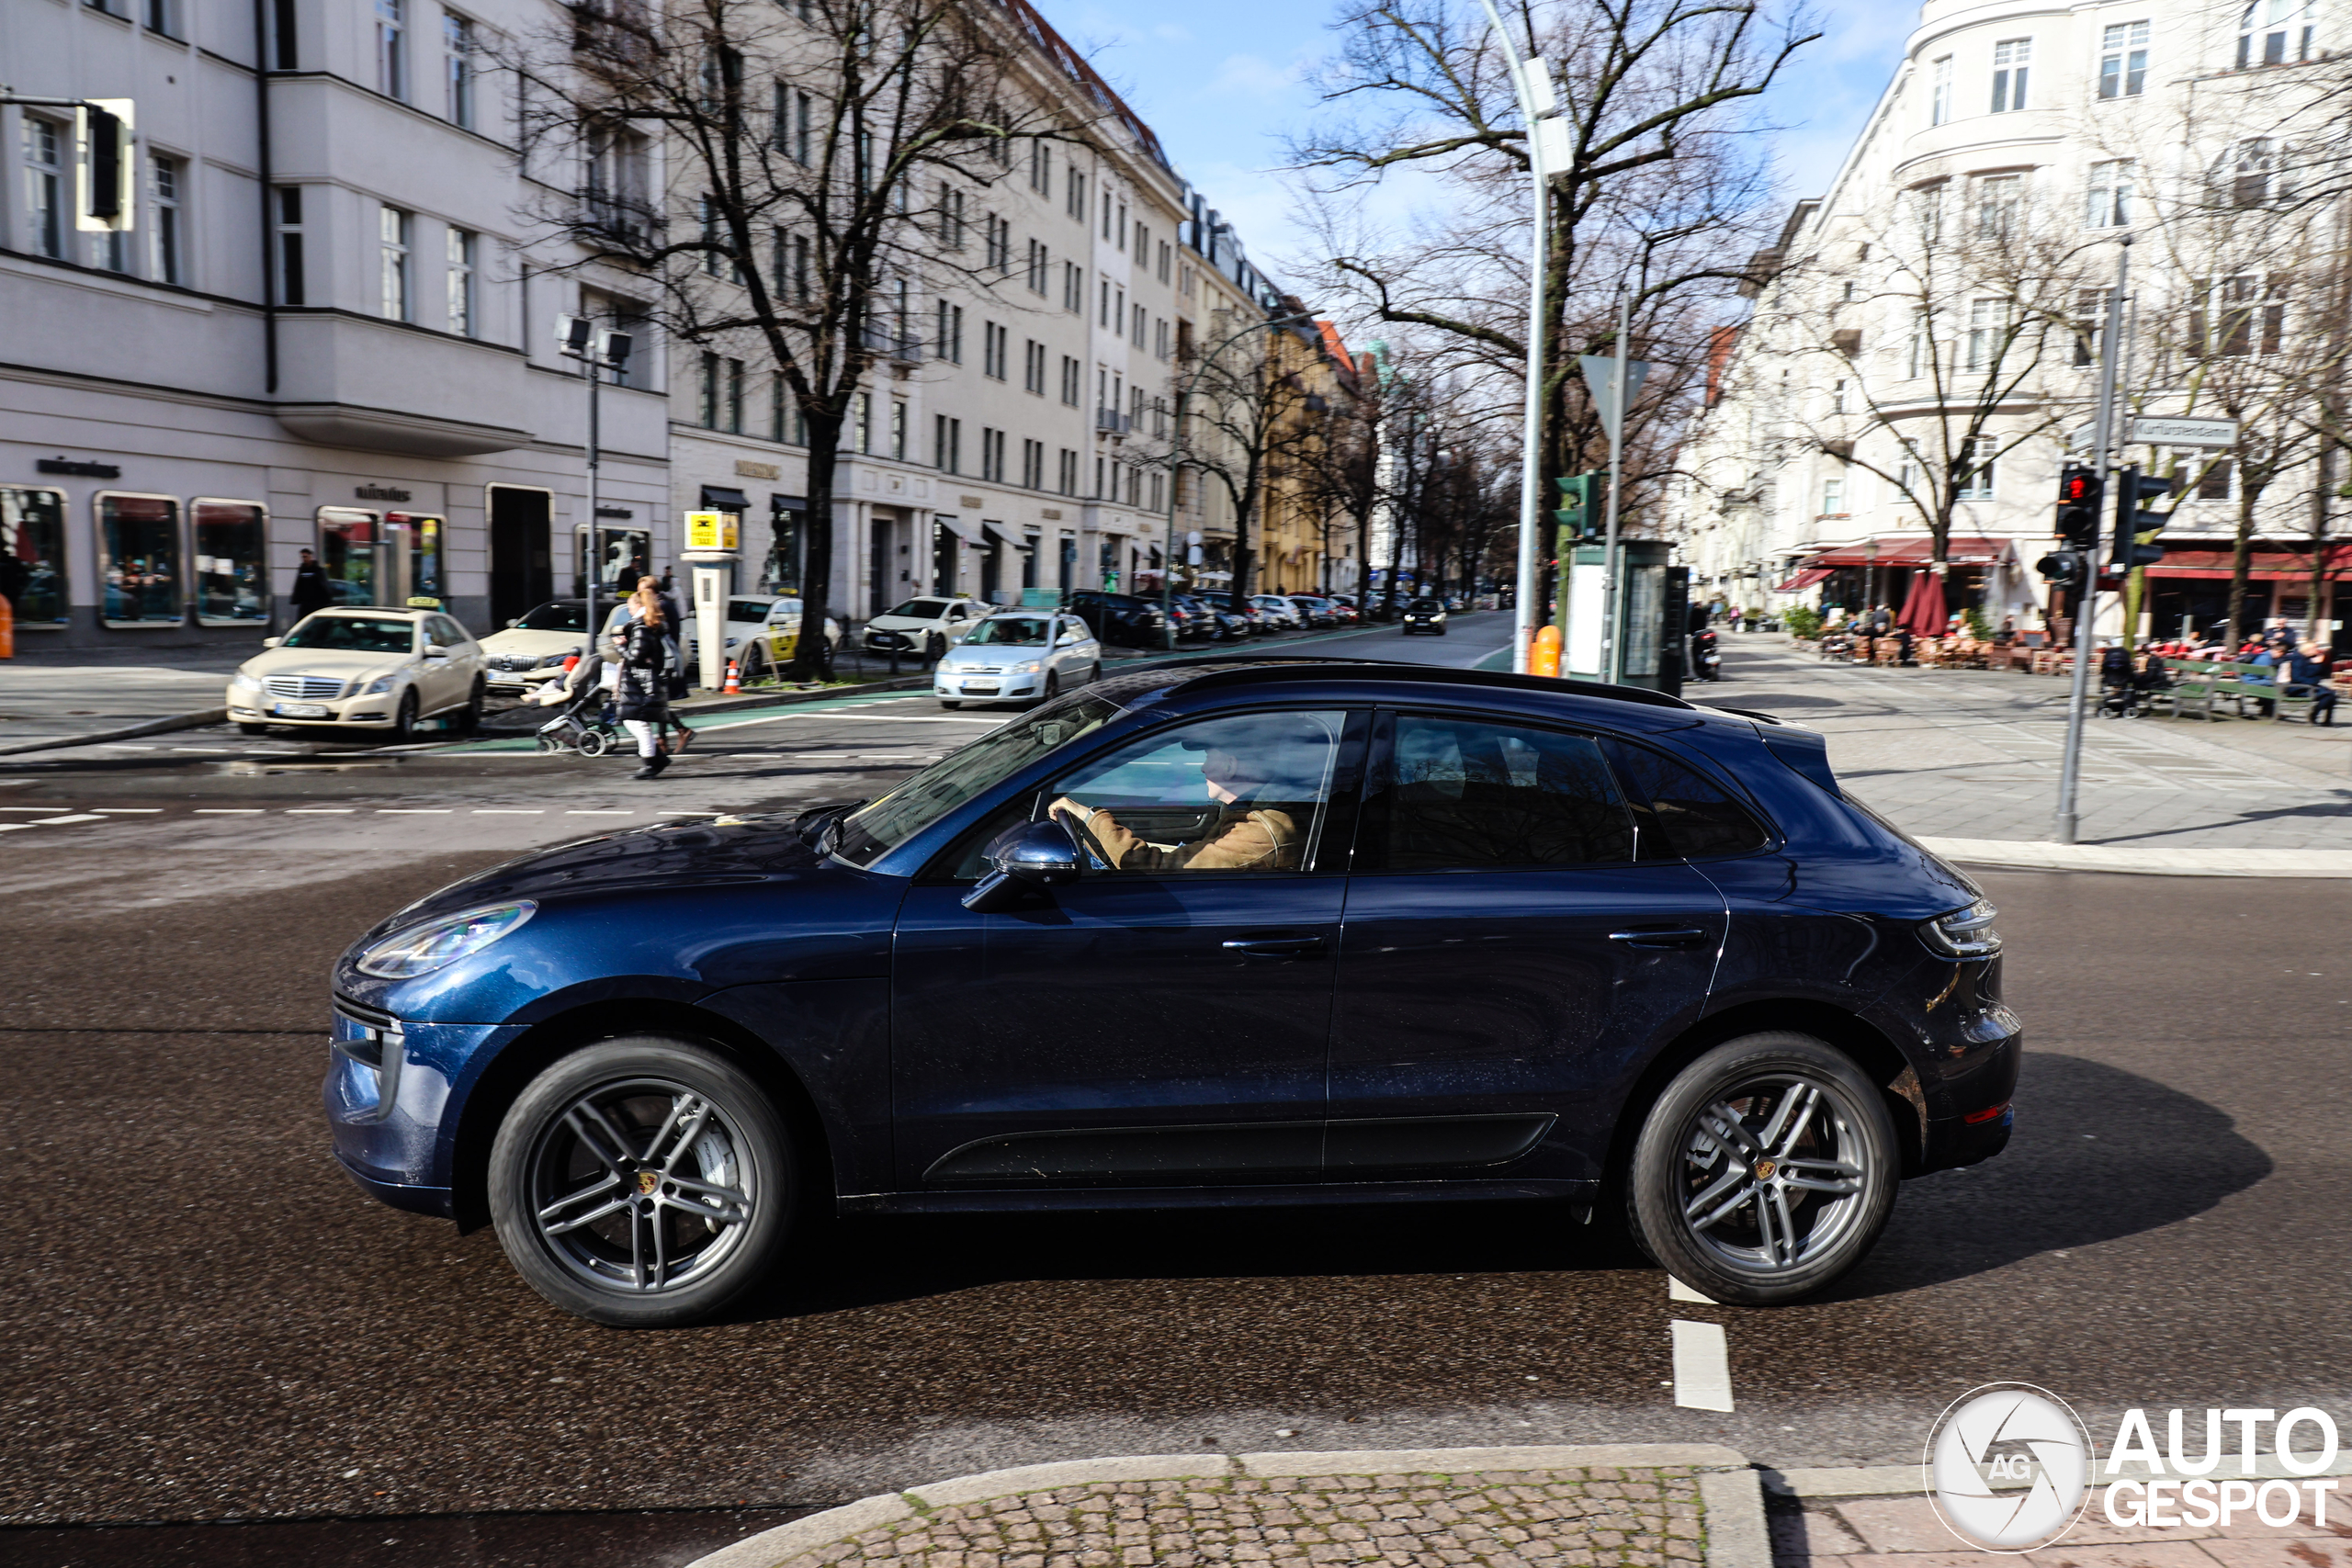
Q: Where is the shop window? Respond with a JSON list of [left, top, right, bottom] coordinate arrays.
[[317, 507, 380, 606], [0, 487, 69, 626], [96, 493, 184, 626], [192, 501, 270, 626]]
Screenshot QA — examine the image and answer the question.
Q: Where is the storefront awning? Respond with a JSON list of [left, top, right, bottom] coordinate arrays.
[[698, 485, 751, 513], [1799, 535, 2015, 568], [1774, 567, 1834, 592], [2142, 546, 2352, 581]]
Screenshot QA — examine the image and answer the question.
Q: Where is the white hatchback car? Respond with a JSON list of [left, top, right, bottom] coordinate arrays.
[[933, 611, 1101, 707], [227, 608, 487, 741]]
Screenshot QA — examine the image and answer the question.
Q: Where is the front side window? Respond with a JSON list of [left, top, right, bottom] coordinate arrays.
[[1990, 39, 2030, 112], [1363, 715, 1634, 872], [1046, 710, 1347, 875], [96, 493, 184, 626], [0, 488, 69, 626], [2100, 20, 2150, 97], [192, 501, 268, 626]]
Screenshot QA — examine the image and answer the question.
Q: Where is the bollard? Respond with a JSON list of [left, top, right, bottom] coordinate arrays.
[[1531, 624, 1562, 678]]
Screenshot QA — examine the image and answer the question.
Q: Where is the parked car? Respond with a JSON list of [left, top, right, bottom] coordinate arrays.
[[933, 611, 1102, 708], [1062, 590, 1168, 648], [479, 600, 591, 696], [1249, 594, 1302, 631], [228, 608, 487, 742], [1193, 591, 1269, 635], [1400, 596, 1450, 636], [324, 659, 2018, 1326], [861, 596, 989, 659]]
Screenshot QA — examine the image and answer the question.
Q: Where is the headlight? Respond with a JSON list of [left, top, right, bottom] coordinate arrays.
[[1920, 898, 2001, 959], [356, 901, 537, 979], [365, 672, 401, 694], [230, 671, 263, 693]]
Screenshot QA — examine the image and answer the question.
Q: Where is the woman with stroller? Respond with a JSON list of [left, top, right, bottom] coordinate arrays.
[[614, 587, 675, 779]]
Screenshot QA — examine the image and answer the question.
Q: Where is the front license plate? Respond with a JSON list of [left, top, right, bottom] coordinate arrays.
[[274, 702, 330, 717]]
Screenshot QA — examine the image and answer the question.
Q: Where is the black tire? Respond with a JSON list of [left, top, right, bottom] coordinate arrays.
[[389, 688, 419, 744], [1624, 1032, 1899, 1306], [487, 1036, 796, 1328], [237, 722, 269, 737]]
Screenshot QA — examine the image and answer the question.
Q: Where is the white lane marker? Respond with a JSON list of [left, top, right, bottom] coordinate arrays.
[[1670, 1320, 1734, 1412], [1668, 1276, 1716, 1304], [27, 814, 105, 825]]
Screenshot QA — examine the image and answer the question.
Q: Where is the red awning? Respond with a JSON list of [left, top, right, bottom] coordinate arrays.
[[1799, 536, 2015, 568], [1774, 567, 1834, 592], [2143, 546, 2352, 581]]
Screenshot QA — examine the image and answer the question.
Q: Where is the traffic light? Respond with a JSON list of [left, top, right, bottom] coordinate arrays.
[[1552, 472, 1606, 543], [2055, 465, 2103, 551], [2109, 466, 2177, 569]]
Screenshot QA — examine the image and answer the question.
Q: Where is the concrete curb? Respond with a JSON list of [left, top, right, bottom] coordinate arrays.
[[0, 706, 228, 758], [682, 1443, 1759, 1568], [1919, 834, 2352, 878]]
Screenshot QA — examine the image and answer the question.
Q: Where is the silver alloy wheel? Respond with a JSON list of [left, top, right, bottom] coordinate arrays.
[[525, 1076, 758, 1294], [1674, 1072, 1872, 1275]]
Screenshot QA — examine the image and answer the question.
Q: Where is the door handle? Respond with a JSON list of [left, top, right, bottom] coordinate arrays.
[[1223, 936, 1326, 959], [1609, 928, 1710, 948]]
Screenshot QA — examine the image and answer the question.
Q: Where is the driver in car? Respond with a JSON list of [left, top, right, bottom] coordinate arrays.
[[1047, 717, 1329, 873]]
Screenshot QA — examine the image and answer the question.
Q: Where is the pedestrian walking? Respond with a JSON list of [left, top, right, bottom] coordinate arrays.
[[288, 547, 333, 623], [616, 589, 674, 779]]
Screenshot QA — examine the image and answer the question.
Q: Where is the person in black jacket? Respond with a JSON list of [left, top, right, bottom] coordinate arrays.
[[616, 591, 673, 779], [288, 548, 334, 623]]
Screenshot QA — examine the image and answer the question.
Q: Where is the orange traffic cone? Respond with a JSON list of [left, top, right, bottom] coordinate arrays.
[[723, 659, 741, 694]]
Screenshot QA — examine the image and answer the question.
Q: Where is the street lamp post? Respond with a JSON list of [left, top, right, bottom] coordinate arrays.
[[557, 315, 632, 657], [1161, 310, 1316, 651]]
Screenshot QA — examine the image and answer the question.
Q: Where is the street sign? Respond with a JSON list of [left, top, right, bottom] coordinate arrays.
[[2130, 416, 2238, 448], [683, 510, 737, 551]]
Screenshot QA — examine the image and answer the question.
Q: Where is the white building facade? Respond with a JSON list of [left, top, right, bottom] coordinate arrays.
[[1675, 0, 2348, 646]]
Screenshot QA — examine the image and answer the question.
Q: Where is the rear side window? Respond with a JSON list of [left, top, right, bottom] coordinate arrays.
[[1603, 739, 1771, 860], [1363, 714, 1634, 871]]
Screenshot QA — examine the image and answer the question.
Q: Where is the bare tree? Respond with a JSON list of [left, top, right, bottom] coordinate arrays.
[[512, 0, 1082, 674]]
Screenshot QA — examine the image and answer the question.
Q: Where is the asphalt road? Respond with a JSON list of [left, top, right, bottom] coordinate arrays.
[[5, 612, 2346, 1567]]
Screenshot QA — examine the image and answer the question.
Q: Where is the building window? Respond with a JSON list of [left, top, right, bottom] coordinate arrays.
[[1965, 298, 2007, 371], [2084, 160, 2134, 229], [445, 13, 477, 128], [2239, 0, 2314, 68], [377, 0, 408, 99], [150, 153, 184, 285], [1057, 448, 1079, 496], [1023, 339, 1046, 394], [981, 426, 1006, 483], [1956, 436, 1997, 501], [274, 186, 305, 304], [1973, 175, 2019, 239], [379, 207, 413, 320], [22, 117, 62, 259], [1930, 55, 1952, 125], [1021, 438, 1044, 489], [983, 321, 1008, 379], [2099, 20, 2149, 97], [935, 299, 963, 363], [447, 227, 476, 334], [1990, 39, 2030, 112], [935, 414, 962, 473], [1059, 354, 1080, 406]]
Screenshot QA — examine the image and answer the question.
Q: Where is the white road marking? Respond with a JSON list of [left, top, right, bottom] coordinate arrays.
[[1670, 1320, 1734, 1412], [1668, 1276, 1716, 1304]]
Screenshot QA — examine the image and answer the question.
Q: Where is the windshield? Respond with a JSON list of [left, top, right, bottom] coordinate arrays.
[[514, 602, 587, 633], [283, 615, 416, 653], [729, 599, 772, 622], [965, 616, 1051, 646], [886, 598, 949, 620], [834, 694, 1125, 865]]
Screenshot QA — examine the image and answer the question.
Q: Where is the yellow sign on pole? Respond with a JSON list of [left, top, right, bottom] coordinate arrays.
[[683, 511, 738, 551]]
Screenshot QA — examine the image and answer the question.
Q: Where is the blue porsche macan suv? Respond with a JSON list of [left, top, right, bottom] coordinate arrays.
[[326, 660, 2018, 1326]]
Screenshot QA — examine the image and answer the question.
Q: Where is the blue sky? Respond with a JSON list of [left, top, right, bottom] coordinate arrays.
[[1054, 0, 1920, 293]]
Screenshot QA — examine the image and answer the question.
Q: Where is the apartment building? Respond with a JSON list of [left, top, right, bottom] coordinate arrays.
[[0, 0, 667, 651], [1675, 0, 2349, 644]]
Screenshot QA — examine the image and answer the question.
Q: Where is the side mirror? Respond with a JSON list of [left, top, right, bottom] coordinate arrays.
[[961, 817, 1082, 911], [261, 637, 280, 649]]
